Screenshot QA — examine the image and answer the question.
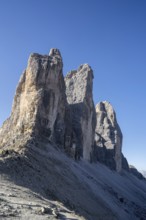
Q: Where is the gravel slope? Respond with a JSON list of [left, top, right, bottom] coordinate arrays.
[[0, 141, 146, 220]]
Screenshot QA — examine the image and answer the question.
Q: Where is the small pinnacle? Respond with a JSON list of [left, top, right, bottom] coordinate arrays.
[[49, 48, 61, 57]]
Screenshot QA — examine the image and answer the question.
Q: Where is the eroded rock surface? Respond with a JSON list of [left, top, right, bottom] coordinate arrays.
[[0, 49, 67, 149], [65, 64, 96, 161], [94, 101, 122, 172]]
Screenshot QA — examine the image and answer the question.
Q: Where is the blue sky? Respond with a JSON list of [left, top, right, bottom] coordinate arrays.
[[0, 0, 146, 170]]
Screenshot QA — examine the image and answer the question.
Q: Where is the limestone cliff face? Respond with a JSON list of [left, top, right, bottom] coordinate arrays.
[[65, 64, 96, 161], [0, 48, 131, 174], [95, 101, 122, 172], [0, 49, 67, 148]]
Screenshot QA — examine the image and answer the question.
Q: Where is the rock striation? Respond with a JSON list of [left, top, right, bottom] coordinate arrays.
[[94, 101, 123, 172], [0, 49, 67, 149], [65, 64, 96, 161]]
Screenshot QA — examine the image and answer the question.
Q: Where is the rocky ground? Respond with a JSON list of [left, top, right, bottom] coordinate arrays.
[[0, 141, 146, 220], [0, 173, 84, 220]]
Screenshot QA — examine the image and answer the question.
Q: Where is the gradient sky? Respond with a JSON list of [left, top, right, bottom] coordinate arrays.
[[0, 0, 146, 170]]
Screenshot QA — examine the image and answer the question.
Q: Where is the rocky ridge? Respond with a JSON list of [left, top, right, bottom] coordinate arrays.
[[0, 48, 144, 174], [0, 48, 146, 220]]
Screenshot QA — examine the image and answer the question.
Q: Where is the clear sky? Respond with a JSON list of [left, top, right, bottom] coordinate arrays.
[[0, 0, 146, 170]]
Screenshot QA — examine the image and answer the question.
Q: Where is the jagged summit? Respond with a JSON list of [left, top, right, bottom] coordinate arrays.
[[0, 48, 144, 174], [66, 64, 93, 78], [65, 64, 93, 104], [49, 48, 62, 57], [0, 49, 142, 172], [0, 48, 146, 220]]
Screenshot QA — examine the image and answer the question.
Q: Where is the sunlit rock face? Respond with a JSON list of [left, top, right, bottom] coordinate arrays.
[[0, 49, 67, 148], [94, 101, 123, 172], [65, 64, 96, 161]]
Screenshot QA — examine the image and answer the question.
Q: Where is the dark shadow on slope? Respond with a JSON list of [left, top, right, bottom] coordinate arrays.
[[0, 143, 117, 220]]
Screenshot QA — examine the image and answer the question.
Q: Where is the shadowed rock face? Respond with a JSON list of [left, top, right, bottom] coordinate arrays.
[[129, 165, 145, 180], [122, 154, 129, 171], [65, 64, 96, 161], [95, 101, 123, 172], [0, 49, 67, 148]]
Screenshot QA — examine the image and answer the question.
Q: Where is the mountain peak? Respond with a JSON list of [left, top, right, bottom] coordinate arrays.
[[0, 48, 146, 220], [49, 48, 62, 57]]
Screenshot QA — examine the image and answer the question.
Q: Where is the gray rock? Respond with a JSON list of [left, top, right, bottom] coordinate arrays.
[[122, 154, 129, 171], [0, 48, 67, 149], [129, 165, 145, 180], [0, 47, 140, 178], [94, 101, 122, 172], [121, 156, 145, 180], [65, 64, 96, 161], [0, 47, 146, 220]]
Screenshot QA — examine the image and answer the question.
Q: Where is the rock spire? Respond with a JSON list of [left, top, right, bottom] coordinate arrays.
[[0, 49, 67, 148], [94, 101, 122, 172], [65, 64, 96, 161], [0, 48, 131, 174]]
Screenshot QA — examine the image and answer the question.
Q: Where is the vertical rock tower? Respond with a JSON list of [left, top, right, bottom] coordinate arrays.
[[0, 49, 67, 147], [0, 48, 124, 173], [65, 64, 96, 161], [95, 101, 122, 172]]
